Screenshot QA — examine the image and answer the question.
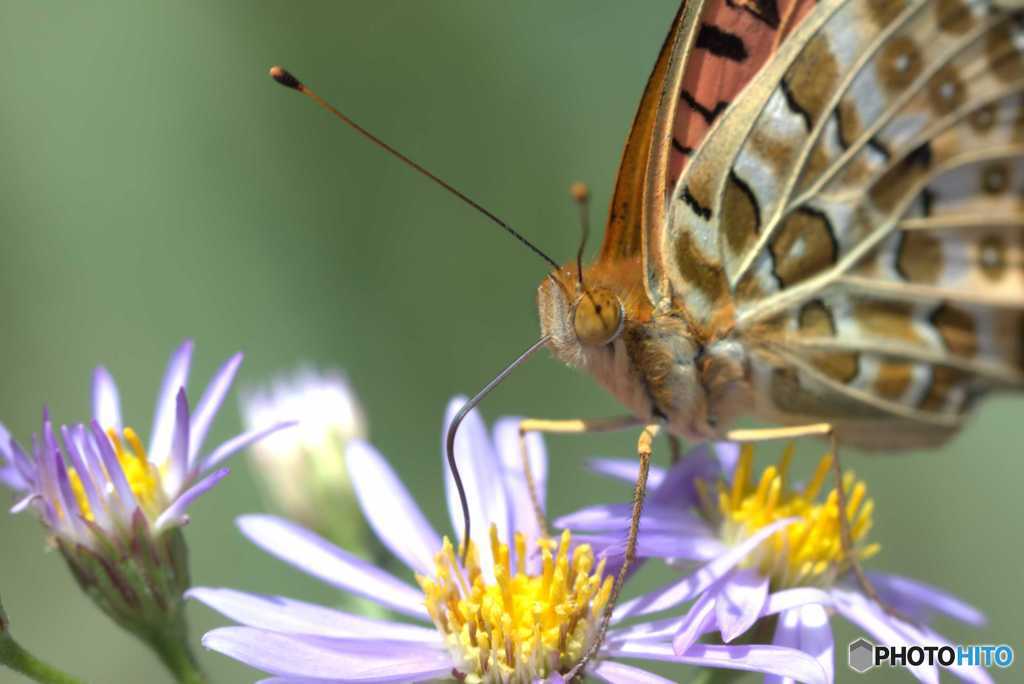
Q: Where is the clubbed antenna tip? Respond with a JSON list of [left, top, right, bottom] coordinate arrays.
[[570, 181, 589, 203], [269, 65, 302, 90]]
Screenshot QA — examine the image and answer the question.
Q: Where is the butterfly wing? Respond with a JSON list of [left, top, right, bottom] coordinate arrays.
[[657, 0, 1024, 447], [600, 0, 816, 267]]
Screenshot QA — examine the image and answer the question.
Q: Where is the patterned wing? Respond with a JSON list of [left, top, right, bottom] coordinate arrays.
[[600, 0, 815, 265], [658, 0, 1024, 447]]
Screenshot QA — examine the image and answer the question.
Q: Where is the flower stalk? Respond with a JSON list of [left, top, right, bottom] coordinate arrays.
[[0, 597, 86, 684]]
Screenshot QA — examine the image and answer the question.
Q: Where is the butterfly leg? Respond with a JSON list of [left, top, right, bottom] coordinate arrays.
[[726, 424, 904, 620], [569, 423, 660, 681], [517, 415, 643, 537]]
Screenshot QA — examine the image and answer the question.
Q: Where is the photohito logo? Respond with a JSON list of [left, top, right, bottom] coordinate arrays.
[[848, 638, 1014, 673]]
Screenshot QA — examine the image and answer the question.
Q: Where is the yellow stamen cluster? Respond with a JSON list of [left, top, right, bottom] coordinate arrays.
[[68, 427, 165, 522], [695, 445, 879, 589], [417, 526, 612, 683]]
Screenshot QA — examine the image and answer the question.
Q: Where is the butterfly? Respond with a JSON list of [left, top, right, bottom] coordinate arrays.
[[541, 0, 1024, 453], [271, 0, 1024, 671]]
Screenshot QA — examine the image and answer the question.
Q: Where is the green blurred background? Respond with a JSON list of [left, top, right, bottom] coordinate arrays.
[[0, 2, 1020, 682]]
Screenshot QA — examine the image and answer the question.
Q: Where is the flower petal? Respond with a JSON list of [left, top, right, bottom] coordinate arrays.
[[91, 366, 122, 432], [591, 661, 678, 684], [608, 587, 832, 646], [149, 340, 193, 461], [649, 442, 726, 508], [907, 624, 994, 684], [865, 571, 986, 627], [164, 388, 191, 495], [716, 567, 770, 643], [588, 459, 666, 490], [202, 421, 296, 471], [493, 417, 546, 547], [605, 642, 827, 684], [556, 503, 709, 536], [153, 467, 230, 532], [202, 627, 451, 682], [672, 585, 719, 654], [831, 588, 939, 684], [442, 397, 507, 578], [189, 351, 243, 463], [613, 518, 794, 620], [580, 531, 724, 563], [237, 515, 428, 619], [767, 605, 833, 684], [187, 587, 438, 642], [346, 440, 441, 576], [60, 425, 108, 529], [764, 588, 833, 616]]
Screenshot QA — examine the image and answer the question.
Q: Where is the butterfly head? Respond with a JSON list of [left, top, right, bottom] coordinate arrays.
[[537, 264, 639, 366]]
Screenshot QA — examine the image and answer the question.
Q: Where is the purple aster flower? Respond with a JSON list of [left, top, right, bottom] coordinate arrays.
[[0, 340, 291, 682], [559, 444, 992, 684], [190, 399, 827, 683]]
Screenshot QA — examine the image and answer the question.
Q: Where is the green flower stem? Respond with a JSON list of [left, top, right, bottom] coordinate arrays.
[[143, 627, 206, 684], [0, 601, 86, 684]]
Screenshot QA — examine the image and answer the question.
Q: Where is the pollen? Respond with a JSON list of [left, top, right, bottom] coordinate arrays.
[[68, 427, 165, 522], [417, 526, 612, 683], [695, 444, 880, 589]]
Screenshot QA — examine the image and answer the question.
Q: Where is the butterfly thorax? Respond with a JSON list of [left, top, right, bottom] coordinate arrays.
[[538, 259, 753, 440]]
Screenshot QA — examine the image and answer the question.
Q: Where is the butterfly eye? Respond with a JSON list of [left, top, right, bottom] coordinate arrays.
[[572, 288, 624, 347]]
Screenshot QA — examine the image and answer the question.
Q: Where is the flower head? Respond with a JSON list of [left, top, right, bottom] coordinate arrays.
[[240, 367, 370, 550], [191, 400, 827, 684], [562, 443, 992, 683], [698, 445, 878, 589], [0, 341, 291, 677]]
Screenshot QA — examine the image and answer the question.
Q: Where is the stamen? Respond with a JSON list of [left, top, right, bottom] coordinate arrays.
[[420, 525, 610, 682], [711, 446, 878, 589]]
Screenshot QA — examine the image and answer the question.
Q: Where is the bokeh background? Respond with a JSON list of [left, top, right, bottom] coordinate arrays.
[[0, 2, 1020, 682]]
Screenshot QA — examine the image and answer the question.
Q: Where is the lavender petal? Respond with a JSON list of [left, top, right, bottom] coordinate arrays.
[[493, 416, 547, 547], [591, 661, 678, 684], [165, 388, 191, 495], [346, 440, 441, 576], [237, 515, 428, 619], [865, 571, 986, 627], [202, 627, 451, 682], [767, 605, 833, 684], [202, 420, 296, 471], [614, 518, 794, 620], [831, 588, 939, 684], [153, 467, 230, 532], [672, 585, 720, 654], [649, 442, 725, 508], [149, 339, 193, 461], [605, 642, 827, 684], [716, 568, 770, 643], [579, 531, 724, 564], [88, 420, 138, 519], [187, 587, 438, 642], [587, 458, 666, 489], [189, 351, 243, 462], [91, 366, 123, 431]]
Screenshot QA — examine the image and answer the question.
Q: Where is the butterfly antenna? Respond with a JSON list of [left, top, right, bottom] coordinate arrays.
[[570, 182, 590, 290], [269, 66, 562, 273], [445, 334, 551, 563]]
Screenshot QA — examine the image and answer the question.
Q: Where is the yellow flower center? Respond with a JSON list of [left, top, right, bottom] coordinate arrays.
[[68, 427, 166, 522], [695, 445, 880, 589], [417, 527, 612, 683]]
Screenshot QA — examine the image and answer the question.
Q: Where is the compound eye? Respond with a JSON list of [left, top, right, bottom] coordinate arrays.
[[572, 289, 624, 346]]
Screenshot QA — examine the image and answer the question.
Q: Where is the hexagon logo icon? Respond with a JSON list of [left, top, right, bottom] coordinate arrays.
[[848, 638, 876, 673]]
